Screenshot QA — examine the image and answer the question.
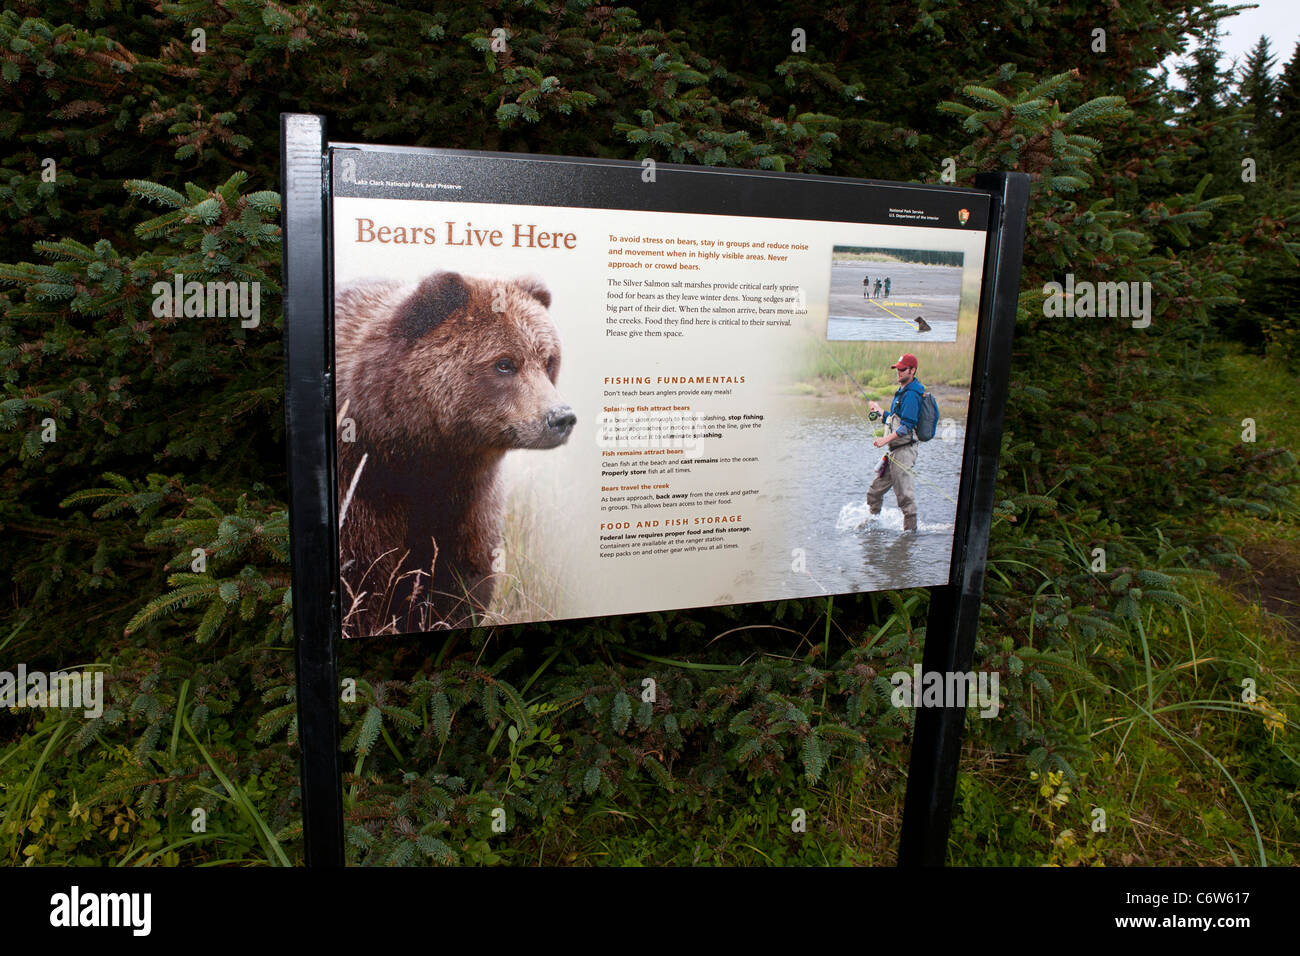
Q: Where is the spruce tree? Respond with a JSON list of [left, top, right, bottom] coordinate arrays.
[[1239, 35, 1278, 142], [1271, 39, 1300, 170], [1230, 37, 1300, 360]]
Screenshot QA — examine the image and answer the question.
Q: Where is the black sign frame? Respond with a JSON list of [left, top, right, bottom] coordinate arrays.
[[281, 113, 1028, 867]]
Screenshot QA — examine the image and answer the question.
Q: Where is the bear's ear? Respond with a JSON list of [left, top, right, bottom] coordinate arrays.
[[391, 272, 471, 342], [514, 276, 551, 310]]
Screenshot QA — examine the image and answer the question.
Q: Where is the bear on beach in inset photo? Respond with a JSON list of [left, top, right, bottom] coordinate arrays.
[[334, 271, 575, 637]]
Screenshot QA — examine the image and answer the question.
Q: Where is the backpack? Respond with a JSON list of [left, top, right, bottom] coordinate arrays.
[[916, 389, 940, 442]]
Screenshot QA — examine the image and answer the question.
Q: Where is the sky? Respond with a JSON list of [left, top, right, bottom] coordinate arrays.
[[1164, 0, 1300, 81]]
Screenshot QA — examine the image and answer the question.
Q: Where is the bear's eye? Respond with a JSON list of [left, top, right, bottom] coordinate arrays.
[[546, 355, 559, 380], [494, 357, 516, 374]]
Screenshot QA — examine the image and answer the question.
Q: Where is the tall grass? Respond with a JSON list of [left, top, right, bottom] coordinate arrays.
[[832, 252, 906, 263], [799, 332, 978, 390], [942, 351, 1300, 866], [489, 475, 570, 624], [951, 594, 1297, 864]]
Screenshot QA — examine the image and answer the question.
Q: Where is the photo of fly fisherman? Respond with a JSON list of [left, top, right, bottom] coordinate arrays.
[[865, 353, 923, 532]]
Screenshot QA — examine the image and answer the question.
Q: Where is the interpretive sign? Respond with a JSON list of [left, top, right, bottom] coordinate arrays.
[[326, 137, 994, 639], [281, 113, 1028, 865]]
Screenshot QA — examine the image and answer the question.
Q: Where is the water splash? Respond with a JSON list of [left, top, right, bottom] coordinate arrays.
[[837, 500, 876, 531], [837, 502, 954, 534]]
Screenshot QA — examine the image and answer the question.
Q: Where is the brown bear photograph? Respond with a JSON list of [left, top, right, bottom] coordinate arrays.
[[334, 270, 575, 638]]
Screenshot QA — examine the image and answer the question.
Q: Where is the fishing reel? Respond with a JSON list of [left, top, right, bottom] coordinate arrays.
[[867, 409, 881, 422]]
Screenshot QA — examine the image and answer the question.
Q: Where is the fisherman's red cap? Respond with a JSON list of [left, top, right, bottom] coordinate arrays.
[[891, 353, 918, 370]]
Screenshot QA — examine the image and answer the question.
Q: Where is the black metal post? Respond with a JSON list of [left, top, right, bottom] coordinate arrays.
[[899, 171, 1030, 866], [281, 113, 345, 867]]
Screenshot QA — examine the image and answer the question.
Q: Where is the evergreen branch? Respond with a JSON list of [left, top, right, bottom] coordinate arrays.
[[124, 179, 185, 208], [963, 85, 1013, 109], [123, 579, 221, 635]]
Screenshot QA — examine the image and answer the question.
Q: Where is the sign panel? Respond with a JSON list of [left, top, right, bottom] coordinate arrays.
[[328, 146, 992, 638], [283, 115, 1028, 864]]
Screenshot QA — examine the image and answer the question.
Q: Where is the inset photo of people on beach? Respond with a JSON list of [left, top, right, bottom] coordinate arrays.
[[826, 246, 967, 342]]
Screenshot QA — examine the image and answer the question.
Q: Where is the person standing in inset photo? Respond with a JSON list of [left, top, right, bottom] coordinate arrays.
[[865, 353, 923, 532]]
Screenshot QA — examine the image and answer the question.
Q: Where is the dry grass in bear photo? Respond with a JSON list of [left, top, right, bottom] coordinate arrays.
[[334, 270, 576, 637]]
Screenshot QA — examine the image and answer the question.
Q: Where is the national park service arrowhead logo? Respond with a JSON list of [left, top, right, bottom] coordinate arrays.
[[957, 208, 970, 225]]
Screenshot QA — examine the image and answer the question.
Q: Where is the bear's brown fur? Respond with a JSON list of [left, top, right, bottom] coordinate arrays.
[[334, 271, 574, 636]]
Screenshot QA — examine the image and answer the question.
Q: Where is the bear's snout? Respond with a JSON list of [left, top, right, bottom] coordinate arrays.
[[542, 404, 577, 444]]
